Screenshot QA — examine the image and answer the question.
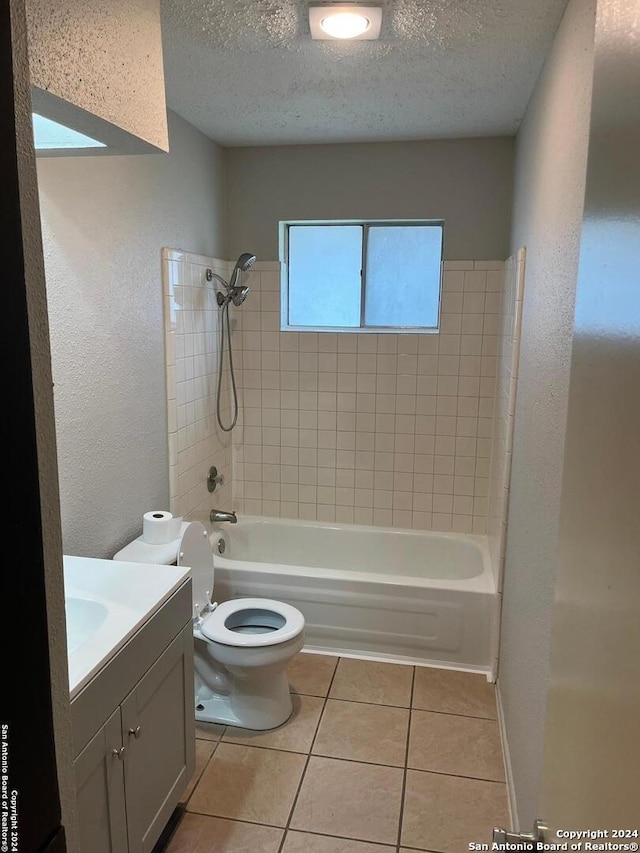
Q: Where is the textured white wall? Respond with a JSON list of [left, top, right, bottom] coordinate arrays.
[[37, 111, 226, 558], [11, 1, 79, 847], [541, 0, 640, 822], [27, 0, 169, 152], [225, 138, 514, 261], [498, 0, 596, 828]]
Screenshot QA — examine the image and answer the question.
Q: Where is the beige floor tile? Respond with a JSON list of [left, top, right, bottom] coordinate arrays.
[[283, 830, 394, 852], [291, 756, 403, 845], [195, 720, 226, 741], [188, 743, 306, 827], [180, 739, 216, 804], [223, 694, 324, 753], [288, 652, 338, 696], [166, 813, 283, 852], [412, 668, 497, 719], [401, 770, 509, 853], [329, 658, 413, 707], [313, 699, 409, 766], [408, 710, 505, 781]]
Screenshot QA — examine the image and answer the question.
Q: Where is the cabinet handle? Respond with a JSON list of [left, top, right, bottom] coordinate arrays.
[[128, 726, 142, 739], [112, 747, 126, 760]]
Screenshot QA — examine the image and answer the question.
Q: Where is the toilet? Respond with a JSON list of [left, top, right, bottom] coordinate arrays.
[[114, 520, 305, 730]]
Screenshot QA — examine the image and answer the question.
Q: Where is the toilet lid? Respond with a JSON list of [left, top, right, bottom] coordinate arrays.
[[177, 521, 214, 614], [200, 597, 305, 647]]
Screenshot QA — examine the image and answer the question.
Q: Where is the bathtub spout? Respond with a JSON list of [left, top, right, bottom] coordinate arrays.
[[211, 509, 237, 524]]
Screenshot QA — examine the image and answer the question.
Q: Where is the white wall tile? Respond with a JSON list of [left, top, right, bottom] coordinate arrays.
[[162, 252, 233, 519], [163, 258, 507, 534]]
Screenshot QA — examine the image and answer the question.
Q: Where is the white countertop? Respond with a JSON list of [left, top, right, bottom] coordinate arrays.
[[64, 555, 191, 699]]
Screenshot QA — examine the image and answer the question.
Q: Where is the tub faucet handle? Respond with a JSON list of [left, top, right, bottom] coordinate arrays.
[[207, 466, 225, 493]]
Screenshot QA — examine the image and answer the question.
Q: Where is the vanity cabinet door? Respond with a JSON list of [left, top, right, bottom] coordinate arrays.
[[121, 625, 195, 853], [74, 707, 129, 853]]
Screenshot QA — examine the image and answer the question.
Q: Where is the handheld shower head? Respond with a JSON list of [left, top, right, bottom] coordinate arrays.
[[231, 285, 250, 306], [237, 252, 257, 271], [229, 252, 256, 289], [214, 251, 256, 433]]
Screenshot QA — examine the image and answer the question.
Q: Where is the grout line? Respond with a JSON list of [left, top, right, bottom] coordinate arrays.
[[325, 694, 410, 709], [276, 655, 340, 853], [282, 826, 397, 848], [182, 809, 437, 851], [405, 765, 507, 784], [214, 737, 406, 767], [294, 690, 496, 721], [194, 735, 506, 783], [182, 738, 221, 809], [396, 666, 416, 853], [184, 809, 284, 830], [405, 766, 508, 786], [409, 706, 497, 721], [401, 846, 446, 853], [195, 721, 227, 740], [311, 743, 407, 768]]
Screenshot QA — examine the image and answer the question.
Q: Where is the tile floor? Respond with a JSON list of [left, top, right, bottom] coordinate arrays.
[[163, 653, 509, 853]]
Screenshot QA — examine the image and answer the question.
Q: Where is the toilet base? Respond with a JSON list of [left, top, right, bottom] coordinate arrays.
[[193, 630, 304, 730], [195, 687, 294, 730]]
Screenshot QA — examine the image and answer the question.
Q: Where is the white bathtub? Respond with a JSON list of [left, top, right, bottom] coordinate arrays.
[[210, 516, 499, 675]]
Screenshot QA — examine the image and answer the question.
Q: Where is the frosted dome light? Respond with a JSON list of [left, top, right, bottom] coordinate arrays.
[[320, 11, 371, 39]]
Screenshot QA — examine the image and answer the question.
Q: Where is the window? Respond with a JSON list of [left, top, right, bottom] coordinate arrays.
[[281, 220, 443, 332]]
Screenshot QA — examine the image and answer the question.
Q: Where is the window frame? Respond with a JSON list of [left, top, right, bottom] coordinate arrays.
[[280, 219, 444, 334]]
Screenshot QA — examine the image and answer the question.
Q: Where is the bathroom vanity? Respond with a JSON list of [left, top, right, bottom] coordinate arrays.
[[64, 556, 194, 853]]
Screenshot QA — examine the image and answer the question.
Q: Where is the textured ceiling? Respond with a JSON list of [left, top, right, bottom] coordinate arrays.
[[161, 0, 568, 147]]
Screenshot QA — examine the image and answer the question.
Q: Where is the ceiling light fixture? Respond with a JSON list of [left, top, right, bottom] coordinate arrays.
[[309, 4, 382, 40]]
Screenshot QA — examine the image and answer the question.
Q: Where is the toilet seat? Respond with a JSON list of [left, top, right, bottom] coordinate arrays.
[[177, 521, 216, 613], [200, 598, 304, 648], [176, 521, 304, 651]]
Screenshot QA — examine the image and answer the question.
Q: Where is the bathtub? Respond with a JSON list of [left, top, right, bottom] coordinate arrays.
[[209, 516, 499, 675]]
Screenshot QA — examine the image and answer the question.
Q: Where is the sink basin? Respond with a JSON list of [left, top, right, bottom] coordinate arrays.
[[65, 596, 108, 654], [64, 555, 190, 698]]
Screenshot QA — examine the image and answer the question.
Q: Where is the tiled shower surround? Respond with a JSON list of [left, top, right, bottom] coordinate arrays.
[[233, 260, 504, 534], [162, 249, 233, 518], [163, 251, 506, 535]]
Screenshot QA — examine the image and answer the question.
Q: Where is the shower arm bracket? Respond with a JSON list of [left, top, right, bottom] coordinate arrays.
[[206, 268, 229, 296]]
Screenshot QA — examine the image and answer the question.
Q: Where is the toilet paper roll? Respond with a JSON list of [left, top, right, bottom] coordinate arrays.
[[142, 511, 182, 545]]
